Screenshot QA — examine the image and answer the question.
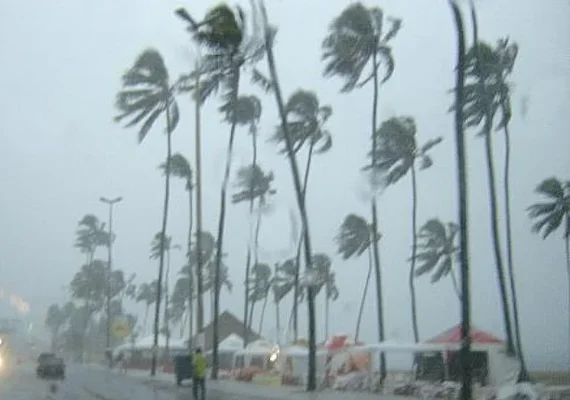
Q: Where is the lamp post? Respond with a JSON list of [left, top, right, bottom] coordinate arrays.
[[100, 196, 122, 363]]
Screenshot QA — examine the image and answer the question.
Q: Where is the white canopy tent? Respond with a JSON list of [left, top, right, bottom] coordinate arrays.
[[355, 341, 520, 387]]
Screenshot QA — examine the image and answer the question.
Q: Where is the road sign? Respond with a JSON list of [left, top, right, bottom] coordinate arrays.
[[111, 318, 130, 339]]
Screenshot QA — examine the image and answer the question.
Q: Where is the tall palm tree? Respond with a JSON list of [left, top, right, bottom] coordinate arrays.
[[271, 89, 332, 339], [175, 56, 206, 338], [190, 4, 266, 379], [336, 214, 376, 341], [160, 152, 194, 340], [448, 2, 472, 398], [322, 3, 401, 381], [115, 48, 180, 376], [224, 94, 262, 347], [414, 218, 461, 299], [528, 177, 570, 366], [460, 37, 517, 356], [257, 0, 319, 389], [368, 116, 442, 342]]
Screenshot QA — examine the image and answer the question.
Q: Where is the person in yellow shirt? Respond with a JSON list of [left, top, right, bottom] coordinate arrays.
[[192, 347, 207, 400]]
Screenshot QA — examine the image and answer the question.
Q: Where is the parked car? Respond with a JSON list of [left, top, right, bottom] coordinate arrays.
[[36, 353, 65, 380]]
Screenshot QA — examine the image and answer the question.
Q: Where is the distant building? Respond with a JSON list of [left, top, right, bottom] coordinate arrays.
[[190, 310, 262, 352]]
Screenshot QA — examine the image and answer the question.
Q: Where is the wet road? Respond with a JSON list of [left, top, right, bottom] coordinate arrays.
[[0, 362, 258, 400]]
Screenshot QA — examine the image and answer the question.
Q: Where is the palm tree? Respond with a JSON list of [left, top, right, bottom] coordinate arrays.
[[312, 253, 339, 339], [271, 89, 332, 339], [70, 260, 107, 359], [257, 0, 319, 389], [74, 214, 108, 264], [414, 219, 461, 299], [247, 262, 272, 333], [368, 116, 442, 342], [45, 304, 66, 351], [190, 4, 266, 379], [136, 282, 157, 334], [528, 177, 570, 366], [175, 56, 206, 338], [459, 36, 518, 356], [336, 214, 376, 341], [115, 48, 180, 376], [272, 263, 291, 345], [204, 259, 233, 321], [273, 258, 300, 338], [448, 2, 472, 398], [226, 94, 263, 347], [322, 3, 401, 381], [232, 163, 275, 344]]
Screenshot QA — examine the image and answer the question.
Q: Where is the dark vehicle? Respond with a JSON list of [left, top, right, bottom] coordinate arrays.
[[36, 353, 65, 379], [173, 354, 193, 386]]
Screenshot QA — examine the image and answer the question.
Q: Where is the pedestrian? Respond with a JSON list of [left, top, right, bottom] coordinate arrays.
[[192, 347, 207, 400]]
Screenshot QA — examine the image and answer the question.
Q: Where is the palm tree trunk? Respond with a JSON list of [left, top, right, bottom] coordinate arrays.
[[502, 122, 530, 380], [144, 306, 149, 335], [244, 127, 259, 348], [258, 291, 269, 335], [249, 300, 256, 330], [181, 311, 188, 338], [164, 249, 171, 360], [194, 68, 205, 335], [565, 231, 570, 370], [151, 105, 173, 377], [276, 299, 281, 345], [370, 52, 387, 382], [355, 247, 373, 341], [325, 287, 330, 340], [450, 3, 472, 399], [260, 3, 317, 389], [187, 178, 194, 349], [483, 116, 515, 355], [409, 163, 420, 342], [450, 269, 462, 300], [212, 66, 241, 380], [293, 140, 315, 341]]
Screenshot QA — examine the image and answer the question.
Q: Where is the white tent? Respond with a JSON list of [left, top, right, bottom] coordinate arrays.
[[235, 339, 276, 356], [131, 334, 187, 351]]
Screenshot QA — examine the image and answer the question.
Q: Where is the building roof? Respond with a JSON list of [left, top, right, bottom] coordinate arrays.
[[426, 324, 503, 344], [192, 310, 261, 351]]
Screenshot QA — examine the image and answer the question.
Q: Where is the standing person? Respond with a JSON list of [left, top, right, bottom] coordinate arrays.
[[192, 347, 207, 400]]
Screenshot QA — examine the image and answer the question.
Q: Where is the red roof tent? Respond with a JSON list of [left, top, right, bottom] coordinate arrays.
[[426, 324, 503, 344]]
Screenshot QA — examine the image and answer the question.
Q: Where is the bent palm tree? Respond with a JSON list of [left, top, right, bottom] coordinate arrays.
[[258, 0, 318, 389], [368, 116, 442, 342], [160, 153, 194, 341], [322, 3, 401, 380], [449, 2, 472, 398], [336, 214, 376, 340], [192, 4, 266, 379], [271, 89, 332, 339], [528, 177, 570, 367], [460, 38, 517, 356], [226, 94, 262, 346], [115, 48, 180, 375], [414, 219, 461, 299]]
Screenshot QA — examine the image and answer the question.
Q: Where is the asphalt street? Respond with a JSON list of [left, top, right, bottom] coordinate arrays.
[[0, 362, 231, 400]]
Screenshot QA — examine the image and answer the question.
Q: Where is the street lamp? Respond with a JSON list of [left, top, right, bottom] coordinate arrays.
[[99, 196, 122, 363]]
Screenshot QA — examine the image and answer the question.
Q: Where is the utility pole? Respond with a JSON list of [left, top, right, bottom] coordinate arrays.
[[100, 196, 122, 366]]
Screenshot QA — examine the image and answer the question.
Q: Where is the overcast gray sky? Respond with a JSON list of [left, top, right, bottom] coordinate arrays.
[[0, 0, 568, 370]]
